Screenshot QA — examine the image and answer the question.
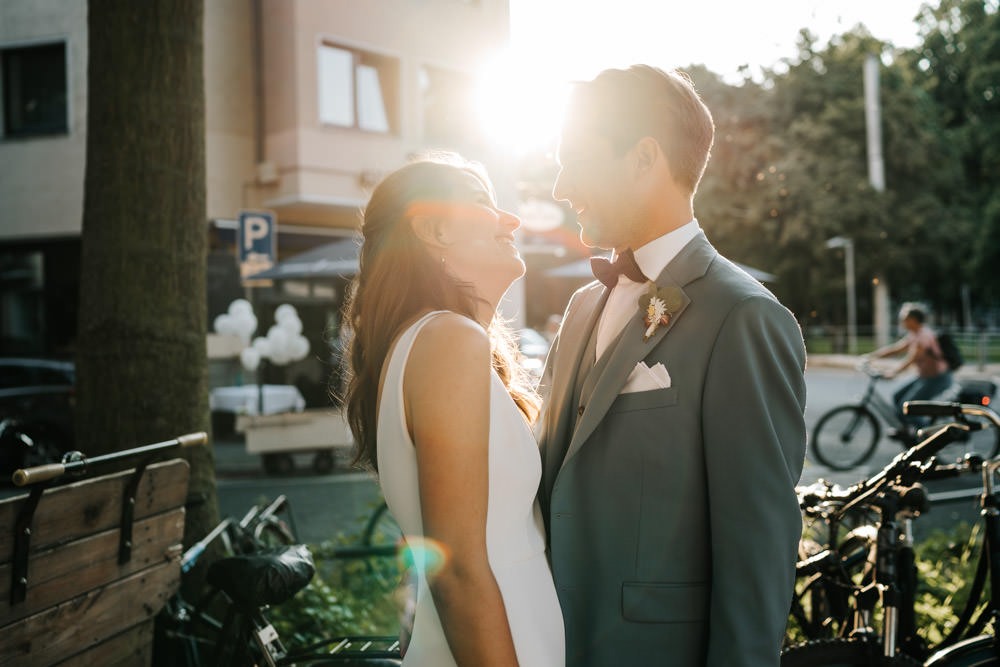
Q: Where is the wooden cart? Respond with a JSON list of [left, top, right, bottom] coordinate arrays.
[[236, 408, 354, 475]]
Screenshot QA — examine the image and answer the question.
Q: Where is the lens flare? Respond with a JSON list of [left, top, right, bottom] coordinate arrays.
[[397, 535, 450, 579]]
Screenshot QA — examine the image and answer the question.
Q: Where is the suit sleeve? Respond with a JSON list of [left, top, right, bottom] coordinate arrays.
[[702, 295, 807, 666]]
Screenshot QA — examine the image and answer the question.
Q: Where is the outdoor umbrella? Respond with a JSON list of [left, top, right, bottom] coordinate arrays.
[[246, 237, 361, 281]]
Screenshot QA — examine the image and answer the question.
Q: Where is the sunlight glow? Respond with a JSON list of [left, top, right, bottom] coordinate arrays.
[[474, 49, 570, 155], [508, 0, 928, 83]]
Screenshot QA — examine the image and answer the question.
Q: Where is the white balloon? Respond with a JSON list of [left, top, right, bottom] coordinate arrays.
[[291, 335, 310, 361], [240, 346, 261, 372], [228, 299, 254, 318], [278, 315, 303, 335], [213, 313, 236, 336], [267, 326, 290, 352], [269, 347, 290, 365], [252, 336, 271, 358], [234, 311, 258, 343], [274, 304, 298, 324]]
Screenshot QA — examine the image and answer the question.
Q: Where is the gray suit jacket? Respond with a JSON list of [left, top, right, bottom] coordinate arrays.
[[538, 232, 807, 666]]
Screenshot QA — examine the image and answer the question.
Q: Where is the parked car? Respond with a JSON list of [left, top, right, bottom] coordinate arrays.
[[0, 358, 75, 482]]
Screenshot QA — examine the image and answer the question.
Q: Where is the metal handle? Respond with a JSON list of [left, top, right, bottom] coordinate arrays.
[[12, 463, 66, 487], [178, 431, 208, 447], [11, 430, 208, 487]]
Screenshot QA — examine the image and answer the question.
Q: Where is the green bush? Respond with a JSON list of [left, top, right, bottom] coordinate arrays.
[[785, 521, 983, 648], [913, 522, 982, 646], [268, 508, 403, 650]]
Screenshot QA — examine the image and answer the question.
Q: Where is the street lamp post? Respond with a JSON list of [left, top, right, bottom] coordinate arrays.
[[825, 236, 857, 354]]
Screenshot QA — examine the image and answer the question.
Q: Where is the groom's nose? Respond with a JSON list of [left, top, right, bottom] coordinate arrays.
[[552, 168, 572, 204]]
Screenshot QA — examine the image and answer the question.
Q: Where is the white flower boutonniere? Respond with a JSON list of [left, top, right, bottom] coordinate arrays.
[[638, 284, 683, 342]]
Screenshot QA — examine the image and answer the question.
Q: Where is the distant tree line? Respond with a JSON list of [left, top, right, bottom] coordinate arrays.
[[690, 0, 999, 330]]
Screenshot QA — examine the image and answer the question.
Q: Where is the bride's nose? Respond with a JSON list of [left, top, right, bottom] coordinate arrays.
[[498, 209, 521, 232]]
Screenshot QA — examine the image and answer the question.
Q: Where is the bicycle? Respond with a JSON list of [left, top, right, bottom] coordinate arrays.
[[810, 361, 998, 471], [916, 400, 1000, 666], [154, 494, 302, 666], [157, 495, 403, 666], [784, 426, 964, 665], [784, 400, 1000, 665]]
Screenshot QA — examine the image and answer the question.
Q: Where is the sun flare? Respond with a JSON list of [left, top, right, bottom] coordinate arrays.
[[474, 50, 570, 156]]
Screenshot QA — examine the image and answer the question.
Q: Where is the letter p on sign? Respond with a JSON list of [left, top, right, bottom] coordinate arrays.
[[237, 210, 276, 282], [243, 216, 269, 251]]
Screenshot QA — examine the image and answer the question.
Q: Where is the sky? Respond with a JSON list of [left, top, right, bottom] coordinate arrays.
[[508, 0, 930, 82], [478, 0, 931, 153]]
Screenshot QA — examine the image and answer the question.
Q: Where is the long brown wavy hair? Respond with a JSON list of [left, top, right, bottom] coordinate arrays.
[[341, 154, 540, 472]]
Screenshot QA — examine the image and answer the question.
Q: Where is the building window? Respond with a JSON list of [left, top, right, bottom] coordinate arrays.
[[1, 42, 68, 138], [318, 43, 399, 134], [419, 65, 478, 147]]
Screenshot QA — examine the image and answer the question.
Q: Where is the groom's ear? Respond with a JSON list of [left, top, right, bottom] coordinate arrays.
[[630, 136, 660, 178], [410, 215, 450, 248]]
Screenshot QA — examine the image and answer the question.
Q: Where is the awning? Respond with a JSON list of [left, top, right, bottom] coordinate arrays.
[[545, 257, 777, 283], [246, 238, 361, 280]]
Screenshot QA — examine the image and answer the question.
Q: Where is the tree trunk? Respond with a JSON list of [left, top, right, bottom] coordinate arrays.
[[78, 0, 218, 581]]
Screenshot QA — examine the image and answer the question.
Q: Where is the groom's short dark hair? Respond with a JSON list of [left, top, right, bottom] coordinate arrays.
[[565, 65, 715, 193]]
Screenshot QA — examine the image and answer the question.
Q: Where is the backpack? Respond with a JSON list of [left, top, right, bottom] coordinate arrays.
[[936, 331, 964, 371]]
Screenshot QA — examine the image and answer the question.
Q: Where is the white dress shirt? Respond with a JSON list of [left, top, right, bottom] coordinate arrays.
[[594, 219, 700, 361]]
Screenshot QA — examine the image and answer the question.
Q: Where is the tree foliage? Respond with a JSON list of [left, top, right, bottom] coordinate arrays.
[[682, 1, 1000, 327]]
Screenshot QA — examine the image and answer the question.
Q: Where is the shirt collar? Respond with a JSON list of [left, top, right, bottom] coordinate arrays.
[[621, 219, 700, 282]]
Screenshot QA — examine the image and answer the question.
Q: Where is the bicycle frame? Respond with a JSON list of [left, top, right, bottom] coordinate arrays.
[[856, 368, 906, 430]]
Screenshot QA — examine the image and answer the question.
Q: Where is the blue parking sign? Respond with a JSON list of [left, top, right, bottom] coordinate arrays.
[[237, 210, 276, 282]]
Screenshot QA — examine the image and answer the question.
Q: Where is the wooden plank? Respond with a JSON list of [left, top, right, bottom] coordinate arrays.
[[0, 459, 190, 563], [0, 508, 185, 626], [52, 619, 154, 667], [0, 561, 178, 667]]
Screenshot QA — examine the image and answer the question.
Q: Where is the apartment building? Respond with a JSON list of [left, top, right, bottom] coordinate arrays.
[[0, 0, 512, 361]]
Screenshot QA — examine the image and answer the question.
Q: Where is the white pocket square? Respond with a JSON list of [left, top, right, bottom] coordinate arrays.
[[621, 361, 671, 394]]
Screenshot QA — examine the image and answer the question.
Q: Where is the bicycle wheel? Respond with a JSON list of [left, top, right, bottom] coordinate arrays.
[[811, 406, 881, 471], [782, 638, 921, 666], [361, 502, 402, 549], [926, 635, 1000, 666]]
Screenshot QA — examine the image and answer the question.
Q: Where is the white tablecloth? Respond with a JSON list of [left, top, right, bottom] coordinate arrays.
[[209, 384, 306, 416]]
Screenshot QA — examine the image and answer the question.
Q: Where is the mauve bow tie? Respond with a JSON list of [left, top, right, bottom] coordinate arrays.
[[590, 249, 648, 289]]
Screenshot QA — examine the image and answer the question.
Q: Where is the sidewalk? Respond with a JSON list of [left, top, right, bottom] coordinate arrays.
[[807, 353, 1000, 379]]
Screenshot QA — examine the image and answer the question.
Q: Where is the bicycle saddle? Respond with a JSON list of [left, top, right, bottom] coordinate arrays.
[[207, 544, 315, 608]]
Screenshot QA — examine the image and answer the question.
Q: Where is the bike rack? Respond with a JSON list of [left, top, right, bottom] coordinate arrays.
[[10, 483, 49, 605], [7, 432, 207, 606], [118, 460, 151, 564]]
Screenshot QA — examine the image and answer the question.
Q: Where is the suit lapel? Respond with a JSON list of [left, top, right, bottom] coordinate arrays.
[[561, 232, 717, 468], [543, 283, 608, 480]]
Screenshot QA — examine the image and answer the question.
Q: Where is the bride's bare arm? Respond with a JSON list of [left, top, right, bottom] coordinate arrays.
[[404, 313, 519, 666]]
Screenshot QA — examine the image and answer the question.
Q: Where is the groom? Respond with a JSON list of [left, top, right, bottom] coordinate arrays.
[[538, 65, 807, 666]]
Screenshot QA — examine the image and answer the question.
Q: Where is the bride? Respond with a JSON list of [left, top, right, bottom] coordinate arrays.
[[342, 154, 565, 666]]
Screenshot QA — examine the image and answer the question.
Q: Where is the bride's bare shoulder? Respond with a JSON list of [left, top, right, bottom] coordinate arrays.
[[407, 312, 489, 380]]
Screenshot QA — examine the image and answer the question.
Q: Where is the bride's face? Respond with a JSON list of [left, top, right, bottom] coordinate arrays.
[[433, 172, 525, 297]]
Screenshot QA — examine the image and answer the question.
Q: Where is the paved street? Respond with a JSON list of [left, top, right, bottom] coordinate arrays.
[[5, 361, 995, 544], [213, 361, 1000, 544]]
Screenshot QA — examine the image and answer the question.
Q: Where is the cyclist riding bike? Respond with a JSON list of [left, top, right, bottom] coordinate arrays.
[[866, 303, 951, 440]]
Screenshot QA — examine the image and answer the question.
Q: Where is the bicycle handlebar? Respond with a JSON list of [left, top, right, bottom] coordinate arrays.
[[856, 359, 886, 379], [800, 423, 970, 517], [905, 400, 1000, 427], [11, 431, 208, 487]]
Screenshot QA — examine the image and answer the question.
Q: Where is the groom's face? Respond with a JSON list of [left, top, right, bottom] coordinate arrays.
[[553, 125, 643, 252]]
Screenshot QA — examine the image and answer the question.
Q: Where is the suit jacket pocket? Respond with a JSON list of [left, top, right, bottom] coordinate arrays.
[[621, 581, 708, 623], [609, 387, 678, 414]]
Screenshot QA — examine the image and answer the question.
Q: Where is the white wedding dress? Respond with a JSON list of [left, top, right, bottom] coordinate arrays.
[[377, 311, 565, 667]]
